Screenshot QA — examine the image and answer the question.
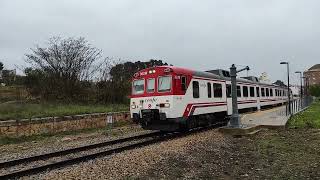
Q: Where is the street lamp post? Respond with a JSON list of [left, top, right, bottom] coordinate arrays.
[[229, 64, 250, 128], [295, 71, 303, 97], [295, 71, 303, 108], [280, 62, 291, 115]]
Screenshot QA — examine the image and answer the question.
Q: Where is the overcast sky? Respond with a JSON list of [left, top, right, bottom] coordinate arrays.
[[0, 0, 319, 84]]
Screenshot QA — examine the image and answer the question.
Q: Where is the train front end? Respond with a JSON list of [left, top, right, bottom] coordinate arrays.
[[130, 66, 187, 131]]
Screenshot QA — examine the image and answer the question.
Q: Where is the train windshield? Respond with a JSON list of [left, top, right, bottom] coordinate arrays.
[[132, 79, 145, 95], [158, 76, 172, 92]]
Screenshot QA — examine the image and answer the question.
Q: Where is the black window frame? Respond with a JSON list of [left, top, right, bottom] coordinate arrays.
[[181, 76, 187, 91], [213, 83, 223, 98], [266, 88, 269, 97], [243, 86, 249, 97], [256, 87, 260, 97], [237, 85, 242, 97], [250, 87, 255, 97], [193, 81, 200, 98], [270, 88, 273, 97], [226, 84, 231, 98], [207, 82, 212, 98], [261, 88, 265, 97]]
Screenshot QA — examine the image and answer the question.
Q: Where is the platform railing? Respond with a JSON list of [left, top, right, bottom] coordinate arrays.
[[285, 96, 313, 116]]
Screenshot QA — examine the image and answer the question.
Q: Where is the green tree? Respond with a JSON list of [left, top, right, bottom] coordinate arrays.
[[0, 61, 3, 71], [97, 59, 169, 103], [309, 85, 320, 97]]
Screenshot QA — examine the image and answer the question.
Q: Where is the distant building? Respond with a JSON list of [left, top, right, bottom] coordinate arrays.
[[259, 72, 271, 83], [304, 64, 320, 86]]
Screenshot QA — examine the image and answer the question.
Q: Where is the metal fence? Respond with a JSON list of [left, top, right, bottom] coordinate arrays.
[[284, 96, 314, 116]]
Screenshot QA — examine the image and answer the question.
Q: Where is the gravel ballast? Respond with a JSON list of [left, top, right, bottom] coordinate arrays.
[[28, 129, 230, 179]]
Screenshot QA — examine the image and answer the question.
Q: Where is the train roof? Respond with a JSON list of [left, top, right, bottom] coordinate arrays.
[[138, 66, 284, 88]]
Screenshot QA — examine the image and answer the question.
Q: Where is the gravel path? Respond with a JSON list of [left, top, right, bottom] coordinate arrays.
[[0, 125, 148, 163], [24, 129, 230, 179]]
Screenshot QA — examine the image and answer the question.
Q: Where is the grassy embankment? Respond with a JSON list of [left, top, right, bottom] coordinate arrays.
[[287, 98, 320, 128], [251, 99, 320, 178], [0, 102, 128, 121]]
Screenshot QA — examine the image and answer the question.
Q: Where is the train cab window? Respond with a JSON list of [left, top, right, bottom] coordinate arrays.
[[243, 86, 249, 97], [270, 89, 273, 97], [226, 84, 231, 98], [181, 76, 187, 91], [147, 78, 155, 93], [132, 79, 145, 95], [256, 87, 260, 97], [250, 87, 255, 97], [261, 88, 265, 97], [266, 88, 269, 97], [237, 86, 242, 97], [158, 76, 172, 92], [207, 82, 212, 98], [213, 83, 223, 98], [193, 81, 200, 98]]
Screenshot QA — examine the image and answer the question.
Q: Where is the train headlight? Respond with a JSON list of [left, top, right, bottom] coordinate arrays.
[[159, 103, 170, 108]]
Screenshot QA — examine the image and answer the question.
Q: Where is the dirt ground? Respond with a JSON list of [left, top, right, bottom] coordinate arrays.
[[138, 129, 320, 180]]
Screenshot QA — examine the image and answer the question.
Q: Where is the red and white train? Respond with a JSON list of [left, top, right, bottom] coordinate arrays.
[[130, 66, 288, 131]]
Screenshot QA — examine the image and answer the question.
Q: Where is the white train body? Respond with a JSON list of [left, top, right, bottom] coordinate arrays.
[[130, 66, 288, 131]]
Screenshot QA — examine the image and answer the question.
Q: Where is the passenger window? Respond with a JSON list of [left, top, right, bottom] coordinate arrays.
[[226, 84, 231, 98], [237, 85, 242, 97], [266, 88, 269, 97], [256, 87, 260, 97], [261, 88, 265, 97], [181, 76, 187, 91], [207, 82, 212, 98], [213, 83, 223, 98], [147, 78, 155, 93], [270, 89, 273, 97], [193, 81, 199, 98], [250, 87, 255, 97], [243, 86, 248, 97]]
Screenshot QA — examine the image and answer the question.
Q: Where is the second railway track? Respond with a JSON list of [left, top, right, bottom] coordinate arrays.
[[0, 123, 224, 179]]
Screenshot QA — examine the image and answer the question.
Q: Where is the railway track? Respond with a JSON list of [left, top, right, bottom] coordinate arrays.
[[0, 123, 224, 179]]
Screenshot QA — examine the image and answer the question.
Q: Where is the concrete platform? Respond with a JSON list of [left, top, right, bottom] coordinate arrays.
[[219, 106, 289, 135], [219, 124, 261, 136]]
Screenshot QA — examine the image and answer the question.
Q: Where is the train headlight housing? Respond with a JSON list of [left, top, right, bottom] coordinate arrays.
[[159, 103, 170, 108]]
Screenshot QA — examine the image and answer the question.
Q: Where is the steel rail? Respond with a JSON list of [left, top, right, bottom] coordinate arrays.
[[0, 123, 224, 179], [0, 131, 163, 169]]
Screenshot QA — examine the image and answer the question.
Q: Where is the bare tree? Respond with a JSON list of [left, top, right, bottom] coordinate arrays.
[[25, 37, 103, 101]]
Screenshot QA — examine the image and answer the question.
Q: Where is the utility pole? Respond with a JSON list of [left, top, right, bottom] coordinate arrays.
[[295, 71, 303, 98], [280, 62, 291, 115], [229, 64, 250, 128]]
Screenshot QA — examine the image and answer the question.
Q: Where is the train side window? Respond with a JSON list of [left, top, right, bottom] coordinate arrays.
[[226, 84, 231, 98], [237, 85, 242, 97], [207, 82, 212, 98], [256, 87, 260, 97], [250, 87, 255, 97], [243, 86, 249, 97], [266, 88, 270, 97], [193, 81, 200, 98], [213, 83, 223, 98], [270, 88, 273, 97], [261, 88, 265, 97], [181, 76, 187, 91]]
